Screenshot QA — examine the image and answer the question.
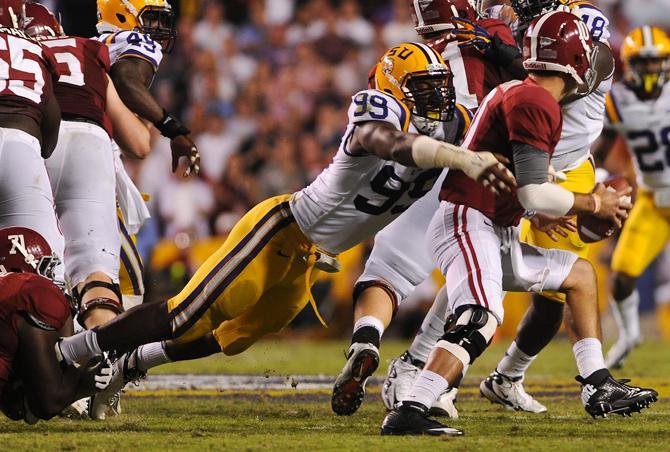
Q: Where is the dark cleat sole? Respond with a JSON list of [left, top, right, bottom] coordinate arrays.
[[331, 350, 379, 416]]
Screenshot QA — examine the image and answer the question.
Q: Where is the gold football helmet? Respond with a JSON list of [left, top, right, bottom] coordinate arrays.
[[374, 42, 455, 125], [622, 26, 670, 99], [97, 0, 176, 51]]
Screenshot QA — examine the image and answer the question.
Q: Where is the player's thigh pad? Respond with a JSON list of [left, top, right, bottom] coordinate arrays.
[[0, 128, 64, 276], [428, 201, 505, 323], [167, 195, 310, 344], [213, 267, 318, 355], [611, 190, 670, 278], [46, 122, 119, 286]]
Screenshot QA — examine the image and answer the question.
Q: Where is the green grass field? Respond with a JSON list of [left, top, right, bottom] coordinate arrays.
[[2, 339, 669, 451]]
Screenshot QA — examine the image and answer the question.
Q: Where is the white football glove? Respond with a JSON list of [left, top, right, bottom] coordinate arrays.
[[94, 356, 115, 391]]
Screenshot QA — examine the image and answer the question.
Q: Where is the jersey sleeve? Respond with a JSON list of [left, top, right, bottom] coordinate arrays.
[[505, 92, 562, 153], [99, 30, 163, 70], [19, 278, 70, 332], [571, 2, 610, 42], [347, 90, 411, 132], [89, 38, 111, 73]]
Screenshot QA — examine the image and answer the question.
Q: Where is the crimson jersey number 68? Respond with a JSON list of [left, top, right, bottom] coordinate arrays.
[[0, 34, 46, 104]]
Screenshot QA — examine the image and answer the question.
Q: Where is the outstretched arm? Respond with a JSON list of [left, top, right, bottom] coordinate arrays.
[[109, 58, 199, 176], [351, 121, 516, 193]]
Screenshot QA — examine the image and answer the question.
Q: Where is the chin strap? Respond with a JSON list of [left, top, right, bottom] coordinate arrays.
[[75, 281, 124, 327]]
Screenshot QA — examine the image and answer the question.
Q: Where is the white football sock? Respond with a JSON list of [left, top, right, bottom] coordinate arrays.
[[402, 369, 449, 409], [352, 315, 385, 339], [58, 329, 101, 365], [408, 286, 449, 363], [496, 341, 537, 379], [611, 290, 641, 343], [135, 342, 171, 371], [573, 338, 606, 379]]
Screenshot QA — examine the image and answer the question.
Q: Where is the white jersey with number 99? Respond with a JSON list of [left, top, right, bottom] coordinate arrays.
[[290, 89, 467, 255]]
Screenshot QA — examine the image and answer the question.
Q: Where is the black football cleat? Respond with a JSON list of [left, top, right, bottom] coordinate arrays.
[[381, 402, 463, 436], [332, 343, 379, 416], [577, 375, 658, 418]]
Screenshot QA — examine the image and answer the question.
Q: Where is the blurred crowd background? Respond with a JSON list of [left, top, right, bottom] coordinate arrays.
[[38, 0, 670, 339]]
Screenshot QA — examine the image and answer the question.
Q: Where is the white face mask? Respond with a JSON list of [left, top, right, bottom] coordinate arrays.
[[411, 114, 440, 136]]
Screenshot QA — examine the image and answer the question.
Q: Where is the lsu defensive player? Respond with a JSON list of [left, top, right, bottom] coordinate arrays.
[[54, 43, 516, 403], [96, 0, 200, 313], [595, 27, 670, 368], [381, 0, 617, 416], [332, 0, 523, 417]]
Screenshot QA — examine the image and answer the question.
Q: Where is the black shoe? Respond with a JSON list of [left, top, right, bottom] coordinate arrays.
[[331, 343, 379, 416], [380, 403, 463, 436], [577, 375, 658, 418]]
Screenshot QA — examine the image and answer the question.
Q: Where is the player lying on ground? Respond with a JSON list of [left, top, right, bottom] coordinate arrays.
[[332, 0, 526, 417], [383, 0, 618, 417], [0, 228, 112, 423], [53, 42, 516, 408], [594, 26, 670, 368], [380, 11, 657, 437]]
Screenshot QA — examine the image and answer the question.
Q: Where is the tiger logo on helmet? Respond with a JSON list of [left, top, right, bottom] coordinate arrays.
[[97, 0, 176, 51], [374, 42, 455, 134], [621, 26, 670, 100]]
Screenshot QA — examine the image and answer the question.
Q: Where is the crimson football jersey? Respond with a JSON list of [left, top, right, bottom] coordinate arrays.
[[0, 28, 57, 126], [0, 273, 70, 393], [430, 19, 517, 109], [440, 78, 563, 227], [40, 36, 112, 136]]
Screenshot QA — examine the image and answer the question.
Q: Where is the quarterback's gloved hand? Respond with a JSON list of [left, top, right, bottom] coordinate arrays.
[[94, 355, 115, 391], [452, 17, 492, 54]]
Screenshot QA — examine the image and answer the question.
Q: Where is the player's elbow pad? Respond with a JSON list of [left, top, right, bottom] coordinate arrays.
[[517, 183, 574, 217]]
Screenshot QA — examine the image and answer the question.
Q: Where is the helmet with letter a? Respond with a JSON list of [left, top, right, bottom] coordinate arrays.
[[410, 0, 477, 36], [97, 0, 176, 51], [24, 2, 63, 39], [0, 227, 60, 280], [374, 42, 456, 133], [0, 0, 26, 29], [621, 26, 670, 100], [522, 10, 595, 95]]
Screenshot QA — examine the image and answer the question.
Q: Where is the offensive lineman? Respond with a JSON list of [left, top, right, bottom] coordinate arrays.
[[0, 0, 63, 284], [381, 11, 657, 436], [595, 26, 670, 368], [0, 227, 112, 423], [24, 1, 150, 331], [54, 43, 515, 401]]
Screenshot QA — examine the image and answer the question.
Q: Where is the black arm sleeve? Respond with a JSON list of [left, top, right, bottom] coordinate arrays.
[[487, 35, 525, 76], [512, 141, 550, 187]]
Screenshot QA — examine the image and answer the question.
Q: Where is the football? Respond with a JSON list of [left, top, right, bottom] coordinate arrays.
[[577, 176, 632, 243]]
